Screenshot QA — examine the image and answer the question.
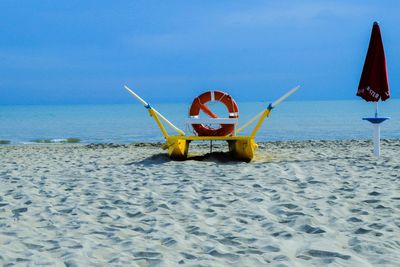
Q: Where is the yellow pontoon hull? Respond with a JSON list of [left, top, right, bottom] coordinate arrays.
[[228, 138, 258, 162], [163, 136, 258, 162], [162, 138, 189, 160]]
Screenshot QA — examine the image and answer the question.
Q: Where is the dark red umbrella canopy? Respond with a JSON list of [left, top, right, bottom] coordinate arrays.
[[357, 22, 390, 102]]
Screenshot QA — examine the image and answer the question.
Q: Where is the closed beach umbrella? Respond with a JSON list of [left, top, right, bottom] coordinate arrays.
[[357, 22, 390, 102], [357, 21, 390, 156]]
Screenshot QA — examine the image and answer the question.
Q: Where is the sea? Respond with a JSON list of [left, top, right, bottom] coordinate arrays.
[[0, 100, 399, 144]]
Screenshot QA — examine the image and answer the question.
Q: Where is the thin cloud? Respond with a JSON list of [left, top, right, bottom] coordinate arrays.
[[221, 2, 371, 27]]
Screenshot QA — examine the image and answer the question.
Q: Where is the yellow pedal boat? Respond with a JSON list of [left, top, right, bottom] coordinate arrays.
[[124, 85, 299, 162]]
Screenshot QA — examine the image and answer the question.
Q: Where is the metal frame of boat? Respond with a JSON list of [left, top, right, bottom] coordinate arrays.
[[124, 85, 299, 162]]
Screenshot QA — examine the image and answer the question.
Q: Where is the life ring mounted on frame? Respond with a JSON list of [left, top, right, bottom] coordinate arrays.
[[189, 90, 239, 136]]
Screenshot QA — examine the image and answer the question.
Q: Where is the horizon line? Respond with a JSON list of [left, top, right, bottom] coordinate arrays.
[[1, 98, 399, 107]]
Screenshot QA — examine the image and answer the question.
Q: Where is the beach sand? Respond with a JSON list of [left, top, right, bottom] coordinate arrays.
[[1, 140, 399, 266]]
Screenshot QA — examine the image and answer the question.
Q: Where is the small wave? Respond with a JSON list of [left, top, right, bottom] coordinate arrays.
[[29, 138, 81, 144]]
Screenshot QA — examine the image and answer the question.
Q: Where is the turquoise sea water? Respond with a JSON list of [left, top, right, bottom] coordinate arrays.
[[0, 100, 399, 144]]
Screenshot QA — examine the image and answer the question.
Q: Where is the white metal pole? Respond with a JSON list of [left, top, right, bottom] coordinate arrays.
[[236, 85, 300, 134], [124, 85, 149, 107], [235, 110, 264, 134], [124, 85, 185, 135], [270, 85, 300, 108], [373, 123, 380, 156]]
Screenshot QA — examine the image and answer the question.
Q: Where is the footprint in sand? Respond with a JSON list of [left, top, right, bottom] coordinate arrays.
[[262, 245, 281, 252], [180, 252, 197, 260], [272, 231, 292, 239], [299, 249, 351, 260], [354, 228, 371, 234], [347, 217, 363, 223], [12, 207, 28, 220], [299, 224, 326, 234], [161, 237, 177, 247], [208, 249, 240, 262]]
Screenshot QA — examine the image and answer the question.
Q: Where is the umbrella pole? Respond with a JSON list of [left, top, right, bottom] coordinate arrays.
[[363, 102, 389, 157], [372, 101, 380, 156], [373, 123, 380, 156]]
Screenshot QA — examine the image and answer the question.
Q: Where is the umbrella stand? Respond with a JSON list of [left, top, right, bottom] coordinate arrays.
[[362, 102, 390, 156], [357, 21, 391, 157]]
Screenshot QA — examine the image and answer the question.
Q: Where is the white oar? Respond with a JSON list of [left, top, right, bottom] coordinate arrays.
[[124, 85, 150, 108], [235, 110, 265, 134], [124, 85, 185, 136], [270, 85, 300, 109], [236, 85, 300, 134]]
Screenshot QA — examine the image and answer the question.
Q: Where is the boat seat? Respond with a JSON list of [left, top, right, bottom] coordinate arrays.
[[185, 118, 238, 124]]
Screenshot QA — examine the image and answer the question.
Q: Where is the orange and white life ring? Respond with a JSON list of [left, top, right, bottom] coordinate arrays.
[[189, 90, 239, 136]]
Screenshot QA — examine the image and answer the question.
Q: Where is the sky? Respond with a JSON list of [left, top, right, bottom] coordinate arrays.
[[1, 0, 399, 105]]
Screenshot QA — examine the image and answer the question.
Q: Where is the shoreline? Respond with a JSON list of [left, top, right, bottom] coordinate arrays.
[[1, 138, 399, 146]]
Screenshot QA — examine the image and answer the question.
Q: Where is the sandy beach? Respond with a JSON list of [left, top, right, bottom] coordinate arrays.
[[1, 140, 399, 266]]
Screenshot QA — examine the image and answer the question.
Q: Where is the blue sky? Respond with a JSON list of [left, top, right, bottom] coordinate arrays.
[[1, 1, 399, 104]]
